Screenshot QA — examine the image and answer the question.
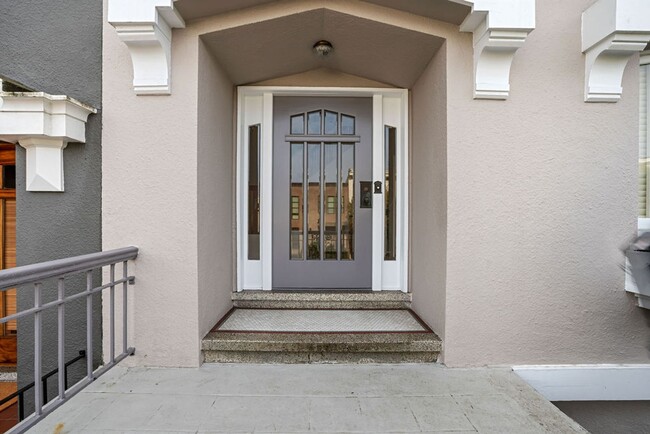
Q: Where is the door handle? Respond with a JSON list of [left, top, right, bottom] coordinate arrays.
[[360, 181, 372, 208]]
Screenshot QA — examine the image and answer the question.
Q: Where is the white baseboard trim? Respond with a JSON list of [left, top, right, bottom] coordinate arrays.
[[513, 364, 650, 401]]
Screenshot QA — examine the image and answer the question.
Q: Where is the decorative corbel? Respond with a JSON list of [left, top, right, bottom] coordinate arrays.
[[0, 92, 96, 192], [450, 0, 536, 100], [108, 0, 185, 95], [582, 0, 650, 103]]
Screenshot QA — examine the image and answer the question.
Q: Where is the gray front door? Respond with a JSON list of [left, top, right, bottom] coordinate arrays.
[[273, 97, 373, 289]]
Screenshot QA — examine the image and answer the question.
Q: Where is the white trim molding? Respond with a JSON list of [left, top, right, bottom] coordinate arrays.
[[450, 0, 536, 100], [108, 0, 185, 95], [0, 92, 96, 192], [582, 0, 650, 103], [513, 364, 650, 401]]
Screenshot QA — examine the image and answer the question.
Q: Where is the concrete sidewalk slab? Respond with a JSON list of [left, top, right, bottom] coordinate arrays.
[[30, 364, 587, 433]]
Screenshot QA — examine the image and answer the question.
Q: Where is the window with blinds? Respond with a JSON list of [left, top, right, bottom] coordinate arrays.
[[639, 64, 649, 217]]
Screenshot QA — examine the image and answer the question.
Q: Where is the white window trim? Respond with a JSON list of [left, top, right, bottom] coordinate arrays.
[[236, 86, 409, 292]]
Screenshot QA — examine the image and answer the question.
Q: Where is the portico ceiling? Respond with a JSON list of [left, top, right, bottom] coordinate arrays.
[[200, 9, 445, 87], [175, 0, 470, 25]]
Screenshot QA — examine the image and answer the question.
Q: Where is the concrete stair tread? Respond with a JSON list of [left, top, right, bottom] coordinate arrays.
[[232, 291, 411, 309], [202, 308, 441, 364]]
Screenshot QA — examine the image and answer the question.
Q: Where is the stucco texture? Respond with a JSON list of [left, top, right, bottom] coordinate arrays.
[[442, 0, 650, 366], [0, 0, 103, 400], [102, 0, 650, 367]]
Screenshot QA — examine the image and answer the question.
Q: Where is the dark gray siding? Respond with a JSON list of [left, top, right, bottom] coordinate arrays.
[[0, 0, 103, 411]]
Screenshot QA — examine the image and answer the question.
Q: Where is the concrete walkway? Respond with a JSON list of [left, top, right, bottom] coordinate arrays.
[[31, 364, 586, 433]]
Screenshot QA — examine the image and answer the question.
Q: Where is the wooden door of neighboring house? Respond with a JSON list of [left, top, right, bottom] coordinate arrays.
[[0, 143, 16, 366]]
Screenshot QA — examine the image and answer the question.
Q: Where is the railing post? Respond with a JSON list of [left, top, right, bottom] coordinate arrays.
[[33, 282, 42, 416], [57, 278, 65, 400], [109, 263, 115, 364], [122, 261, 128, 355], [86, 271, 93, 380]]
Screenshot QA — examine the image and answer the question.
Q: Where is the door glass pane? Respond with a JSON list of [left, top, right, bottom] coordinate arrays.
[[307, 111, 321, 135], [324, 111, 338, 135], [341, 143, 355, 260], [307, 143, 321, 260], [341, 114, 355, 135], [248, 125, 260, 260], [290, 143, 304, 260], [291, 114, 305, 135], [324, 143, 338, 260], [384, 126, 397, 261]]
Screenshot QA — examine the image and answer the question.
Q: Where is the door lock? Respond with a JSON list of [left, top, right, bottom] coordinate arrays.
[[374, 181, 382, 194], [360, 181, 372, 208]]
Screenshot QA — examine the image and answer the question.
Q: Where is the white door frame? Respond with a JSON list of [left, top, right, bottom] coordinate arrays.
[[236, 86, 408, 292]]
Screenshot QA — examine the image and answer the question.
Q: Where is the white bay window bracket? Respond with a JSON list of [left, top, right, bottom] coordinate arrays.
[[0, 92, 96, 192], [108, 0, 185, 95], [582, 0, 650, 103], [450, 0, 536, 100]]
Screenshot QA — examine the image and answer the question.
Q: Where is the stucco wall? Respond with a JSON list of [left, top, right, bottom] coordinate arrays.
[[197, 41, 235, 341], [411, 44, 448, 341], [554, 401, 650, 434], [443, 0, 650, 366], [0, 0, 103, 402], [102, 4, 202, 367]]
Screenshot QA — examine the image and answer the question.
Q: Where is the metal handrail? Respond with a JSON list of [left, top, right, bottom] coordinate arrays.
[[1, 246, 139, 434], [0, 246, 138, 290]]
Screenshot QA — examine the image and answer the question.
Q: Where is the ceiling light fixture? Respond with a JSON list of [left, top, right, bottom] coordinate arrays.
[[313, 40, 333, 57]]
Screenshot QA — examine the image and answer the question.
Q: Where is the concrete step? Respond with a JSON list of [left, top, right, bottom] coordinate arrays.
[[232, 290, 411, 309], [202, 331, 441, 363], [202, 308, 441, 364]]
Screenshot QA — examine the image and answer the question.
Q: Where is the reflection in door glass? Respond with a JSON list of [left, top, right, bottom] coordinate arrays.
[[385, 126, 397, 261], [248, 125, 260, 260], [307, 111, 321, 135], [324, 111, 338, 135], [324, 144, 338, 260], [340, 144, 355, 260], [307, 143, 321, 260], [290, 143, 304, 260], [290, 114, 305, 135], [341, 114, 355, 135]]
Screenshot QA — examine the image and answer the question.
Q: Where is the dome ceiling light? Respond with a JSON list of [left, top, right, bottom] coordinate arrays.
[[313, 40, 333, 57]]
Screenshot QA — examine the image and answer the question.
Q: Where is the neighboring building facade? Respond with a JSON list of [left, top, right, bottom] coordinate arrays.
[[0, 0, 104, 417]]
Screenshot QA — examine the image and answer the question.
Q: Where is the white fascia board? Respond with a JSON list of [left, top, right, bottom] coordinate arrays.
[[0, 92, 96, 192], [514, 364, 650, 401], [108, 0, 185, 95], [582, 0, 650, 102], [450, 0, 535, 100]]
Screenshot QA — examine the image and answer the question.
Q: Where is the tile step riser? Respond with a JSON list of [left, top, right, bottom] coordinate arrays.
[[203, 351, 439, 364]]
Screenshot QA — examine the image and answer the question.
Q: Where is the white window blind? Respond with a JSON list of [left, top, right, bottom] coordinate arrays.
[[640, 63, 649, 217]]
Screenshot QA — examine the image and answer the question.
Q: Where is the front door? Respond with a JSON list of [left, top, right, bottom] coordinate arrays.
[[272, 97, 373, 289]]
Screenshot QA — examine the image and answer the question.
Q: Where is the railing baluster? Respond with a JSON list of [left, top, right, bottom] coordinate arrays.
[[18, 391, 24, 421], [57, 278, 65, 400], [110, 263, 115, 364], [122, 260, 128, 355], [33, 282, 42, 416], [86, 270, 93, 381]]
